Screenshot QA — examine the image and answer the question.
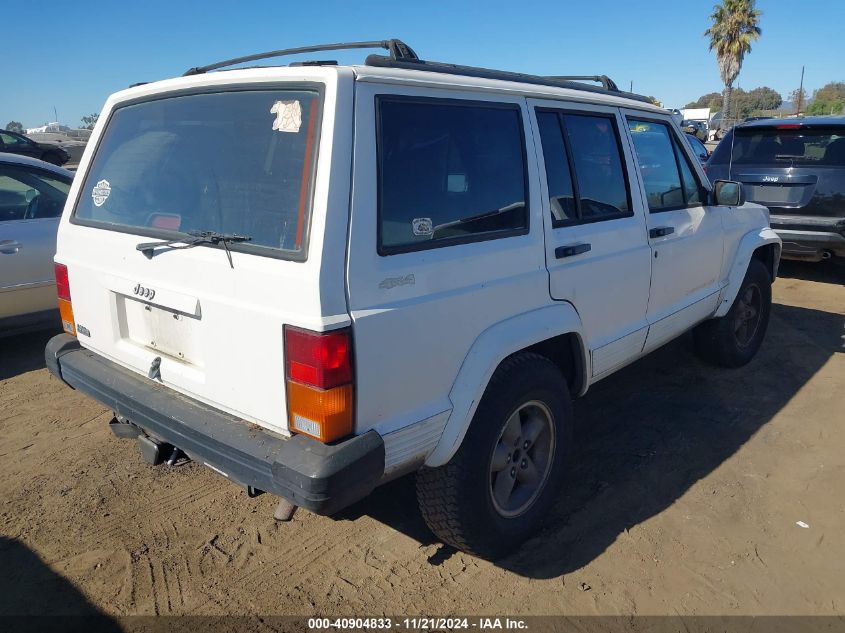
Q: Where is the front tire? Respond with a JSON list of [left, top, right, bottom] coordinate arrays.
[[416, 352, 573, 559], [694, 258, 772, 368]]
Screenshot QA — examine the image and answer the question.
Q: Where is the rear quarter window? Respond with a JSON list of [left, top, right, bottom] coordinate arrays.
[[376, 97, 528, 254]]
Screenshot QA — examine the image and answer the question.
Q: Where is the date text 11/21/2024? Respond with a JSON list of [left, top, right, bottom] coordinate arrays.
[[307, 617, 528, 630]]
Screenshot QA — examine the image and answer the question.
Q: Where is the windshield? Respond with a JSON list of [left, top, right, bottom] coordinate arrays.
[[73, 88, 321, 258], [710, 126, 845, 167]]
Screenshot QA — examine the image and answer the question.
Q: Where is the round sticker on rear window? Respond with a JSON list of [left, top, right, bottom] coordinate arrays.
[[91, 179, 111, 207]]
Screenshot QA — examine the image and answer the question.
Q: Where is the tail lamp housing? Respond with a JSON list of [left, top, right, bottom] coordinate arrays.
[[285, 326, 353, 442], [55, 263, 76, 336]]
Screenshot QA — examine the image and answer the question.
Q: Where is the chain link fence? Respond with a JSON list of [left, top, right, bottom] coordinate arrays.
[[709, 117, 743, 141]]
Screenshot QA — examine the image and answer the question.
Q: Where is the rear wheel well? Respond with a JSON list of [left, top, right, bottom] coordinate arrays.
[[524, 332, 585, 396], [752, 244, 778, 282]]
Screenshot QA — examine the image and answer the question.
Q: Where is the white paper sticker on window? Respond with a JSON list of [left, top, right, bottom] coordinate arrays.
[[91, 179, 111, 207], [270, 100, 303, 133], [412, 218, 433, 237]]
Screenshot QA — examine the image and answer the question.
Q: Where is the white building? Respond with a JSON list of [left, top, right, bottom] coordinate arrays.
[[680, 108, 711, 123], [25, 122, 68, 134]]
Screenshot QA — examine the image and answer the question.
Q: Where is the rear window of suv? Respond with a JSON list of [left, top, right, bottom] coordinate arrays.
[[710, 126, 845, 167], [73, 88, 321, 260]]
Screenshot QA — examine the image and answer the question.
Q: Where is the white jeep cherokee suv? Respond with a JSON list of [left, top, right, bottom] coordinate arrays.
[[45, 40, 780, 558]]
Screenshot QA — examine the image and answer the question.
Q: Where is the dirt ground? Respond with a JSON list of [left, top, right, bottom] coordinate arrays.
[[1, 260, 843, 621]]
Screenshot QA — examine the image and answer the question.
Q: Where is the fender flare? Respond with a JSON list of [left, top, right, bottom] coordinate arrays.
[[715, 227, 782, 318], [424, 303, 587, 467]]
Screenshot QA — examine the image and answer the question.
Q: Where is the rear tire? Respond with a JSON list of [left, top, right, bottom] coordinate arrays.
[[416, 352, 573, 559], [694, 258, 772, 368]]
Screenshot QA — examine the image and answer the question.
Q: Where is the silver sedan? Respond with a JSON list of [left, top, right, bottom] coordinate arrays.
[[0, 153, 73, 336]]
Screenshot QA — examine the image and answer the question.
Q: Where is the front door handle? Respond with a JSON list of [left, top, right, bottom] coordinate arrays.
[[649, 226, 675, 238], [555, 243, 591, 259], [0, 240, 22, 254]]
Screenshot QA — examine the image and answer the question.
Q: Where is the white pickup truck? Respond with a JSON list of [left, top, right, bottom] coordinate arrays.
[[45, 40, 780, 558]]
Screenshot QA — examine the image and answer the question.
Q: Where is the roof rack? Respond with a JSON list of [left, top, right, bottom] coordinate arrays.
[[364, 54, 651, 104], [180, 38, 651, 105], [182, 39, 418, 76]]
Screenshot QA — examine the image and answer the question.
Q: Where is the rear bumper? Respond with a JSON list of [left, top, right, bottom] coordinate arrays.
[[45, 334, 385, 515], [770, 215, 845, 258]]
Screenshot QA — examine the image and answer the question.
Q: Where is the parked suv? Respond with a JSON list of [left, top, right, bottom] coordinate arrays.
[[707, 117, 845, 261], [681, 119, 708, 141], [45, 40, 781, 558]]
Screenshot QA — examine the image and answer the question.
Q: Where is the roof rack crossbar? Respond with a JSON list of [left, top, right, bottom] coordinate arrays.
[[364, 55, 651, 104], [183, 38, 418, 76], [545, 75, 619, 92]]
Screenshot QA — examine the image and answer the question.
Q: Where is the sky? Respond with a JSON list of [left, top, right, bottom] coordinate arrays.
[[3, 0, 843, 129]]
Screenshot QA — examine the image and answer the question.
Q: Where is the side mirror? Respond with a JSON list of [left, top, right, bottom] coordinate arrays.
[[712, 180, 744, 206]]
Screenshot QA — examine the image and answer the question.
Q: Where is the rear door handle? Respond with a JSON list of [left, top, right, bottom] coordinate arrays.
[[0, 240, 22, 254], [649, 226, 675, 238], [555, 243, 591, 259]]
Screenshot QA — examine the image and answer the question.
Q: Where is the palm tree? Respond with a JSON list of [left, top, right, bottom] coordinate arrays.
[[705, 0, 762, 127]]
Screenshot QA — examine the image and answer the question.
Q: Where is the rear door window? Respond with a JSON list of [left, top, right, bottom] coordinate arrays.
[[73, 88, 322, 260], [0, 166, 70, 222], [377, 97, 528, 254], [0, 132, 29, 148], [535, 109, 632, 225]]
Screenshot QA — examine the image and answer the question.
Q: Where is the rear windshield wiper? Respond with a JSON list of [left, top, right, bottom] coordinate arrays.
[[136, 231, 252, 268]]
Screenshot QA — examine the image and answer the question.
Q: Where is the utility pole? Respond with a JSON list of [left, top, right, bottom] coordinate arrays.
[[796, 66, 805, 115], [53, 106, 58, 124]]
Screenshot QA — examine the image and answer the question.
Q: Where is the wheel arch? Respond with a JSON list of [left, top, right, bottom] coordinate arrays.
[[424, 303, 587, 467], [715, 227, 781, 318], [752, 242, 780, 282]]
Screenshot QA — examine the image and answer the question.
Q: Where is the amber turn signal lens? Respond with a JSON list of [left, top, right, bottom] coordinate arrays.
[[287, 382, 353, 443], [58, 299, 76, 336]]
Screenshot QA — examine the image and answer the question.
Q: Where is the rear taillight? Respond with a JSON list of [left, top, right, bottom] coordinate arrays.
[[54, 263, 76, 336], [55, 262, 70, 301], [285, 326, 353, 442]]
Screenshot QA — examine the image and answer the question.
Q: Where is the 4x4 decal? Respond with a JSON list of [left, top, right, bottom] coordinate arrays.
[[379, 274, 416, 290]]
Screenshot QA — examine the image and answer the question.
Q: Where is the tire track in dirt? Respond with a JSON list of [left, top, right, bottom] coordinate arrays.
[[188, 516, 380, 614], [91, 474, 226, 543]]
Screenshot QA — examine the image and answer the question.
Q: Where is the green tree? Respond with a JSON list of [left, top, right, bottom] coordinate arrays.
[[646, 96, 663, 107], [744, 86, 782, 112], [808, 82, 845, 115], [705, 0, 762, 124], [80, 113, 99, 130], [732, 86, 782, 117], [685, 92, 724, 110], [5, 121, 24, 133]]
